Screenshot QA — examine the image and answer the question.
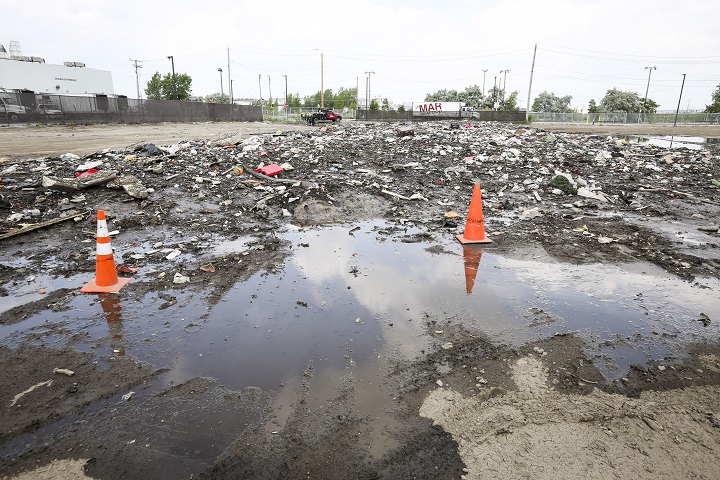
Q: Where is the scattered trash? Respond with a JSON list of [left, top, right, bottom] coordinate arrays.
[[53, 368, 75, 376], [121, 391, 135, 401], [10, 380, 53, 407], [173, 272, 190, 284], [254, 164, 284, 177], [137, 144, 164, 157], [42, 170, 118, 192]]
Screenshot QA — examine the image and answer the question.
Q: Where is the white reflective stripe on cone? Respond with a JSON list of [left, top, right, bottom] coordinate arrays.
[[96, 243, 113, 255], [96, 220, 109, 238]]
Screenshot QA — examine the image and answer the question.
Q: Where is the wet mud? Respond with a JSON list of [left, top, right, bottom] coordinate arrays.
[[1, 120, 719, 479]]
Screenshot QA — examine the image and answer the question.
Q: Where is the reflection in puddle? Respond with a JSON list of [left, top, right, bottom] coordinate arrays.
[[2, 221, 720, 458], [99, 294, 126, 356], [618, 135, 716, 150], [462, 245, 484, 294]]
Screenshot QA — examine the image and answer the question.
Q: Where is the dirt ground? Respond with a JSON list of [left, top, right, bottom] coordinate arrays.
[[1, 120, 719, 479]]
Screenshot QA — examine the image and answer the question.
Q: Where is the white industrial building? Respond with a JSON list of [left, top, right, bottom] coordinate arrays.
[[0, 40, 114, 95]]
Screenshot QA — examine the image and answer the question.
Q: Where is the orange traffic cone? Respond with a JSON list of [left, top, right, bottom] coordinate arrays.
[[456, 184, 492, 244], [462, 245, 483, 294], [81, 210, 131, 293]]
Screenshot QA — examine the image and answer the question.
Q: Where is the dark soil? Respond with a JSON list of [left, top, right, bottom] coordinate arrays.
[[1, 120, 719, 479]]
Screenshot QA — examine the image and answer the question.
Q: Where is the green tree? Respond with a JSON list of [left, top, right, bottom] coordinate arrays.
[[426, 85, 487, 108], [145, 72, 164, 100], [286, 93, 302, 107], [205, 92, 230, 103], [588, 99, 599, 113], [397, 104, 406, 112], [303, 89, 335, 108], [458, 85, 484, 108], [640, 98, 659, 114], [425, 89, 459, 102], [381, 98, 390, 111], [481, 86, 502, 110], [599, 88, 644, 113], [335, 87, 358, 110], [145, 71, 193, 101], [532, 91, 573, 112], [704, 84, 720, 113], [500, 91, 520, 111], [369, 98, 379, 110]]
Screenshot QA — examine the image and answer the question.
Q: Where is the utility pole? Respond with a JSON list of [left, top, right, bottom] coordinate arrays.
[[314, 49, 325, 108], [130, 58, 143, 99], [643, 66, 657, 122], [500, 69, 510, 103], [365, 76, 369, 120], [526, 43, 537, 123], [482, 69, 488, 102], [365, 71, 375, 111], [227, 47, 232, 104], [268, 75, 272, 107], [673, 74, 686, 127], [283, 74, 288, 120], [258, 74, 262, 105], [167, 56, 177, 100], [493, 76, 498, 110]]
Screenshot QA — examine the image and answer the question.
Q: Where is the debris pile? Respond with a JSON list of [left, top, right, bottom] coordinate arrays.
[[1, 121, 718, 282]]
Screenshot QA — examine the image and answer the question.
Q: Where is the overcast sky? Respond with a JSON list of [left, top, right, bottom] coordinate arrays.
[[4, 0, 719, 111]]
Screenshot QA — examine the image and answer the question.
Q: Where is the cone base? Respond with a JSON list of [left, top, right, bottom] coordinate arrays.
[[81, 277, 131, 293], [456, 234, 492, 245]]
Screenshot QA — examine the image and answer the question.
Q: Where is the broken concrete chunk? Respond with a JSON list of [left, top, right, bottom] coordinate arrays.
[[60, 153, 81, 162], [115, 175, 149, 199], [42, 170, 118, 192], [397, 127, 414, 137]]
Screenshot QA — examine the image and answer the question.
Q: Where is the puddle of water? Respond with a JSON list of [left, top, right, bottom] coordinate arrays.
[[2, 221, 720, 459], [618, 135, 716, 150]]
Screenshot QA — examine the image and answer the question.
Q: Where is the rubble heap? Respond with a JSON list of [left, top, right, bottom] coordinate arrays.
[[1, 121, 719, 283]]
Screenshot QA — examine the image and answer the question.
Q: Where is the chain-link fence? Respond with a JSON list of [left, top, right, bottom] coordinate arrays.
[[530, 111, 720, 124], [0, 91, 262, 124]]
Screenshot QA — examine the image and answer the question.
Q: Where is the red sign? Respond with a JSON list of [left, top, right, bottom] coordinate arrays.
[[284, 104, 289, 109]]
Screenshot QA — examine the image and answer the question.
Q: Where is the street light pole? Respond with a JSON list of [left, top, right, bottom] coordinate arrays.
[[167, 55, 177, 100], [217, 68, 224, 103], [268, 75, 272, 107]]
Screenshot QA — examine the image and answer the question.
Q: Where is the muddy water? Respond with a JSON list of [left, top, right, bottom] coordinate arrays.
[[2, 221, 719, 461], [619, 135, 719, 149], [3, 221, 719, 381]]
